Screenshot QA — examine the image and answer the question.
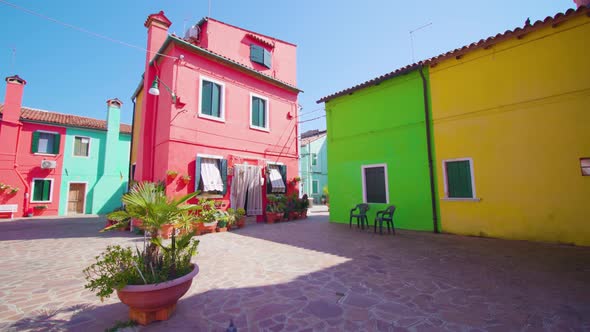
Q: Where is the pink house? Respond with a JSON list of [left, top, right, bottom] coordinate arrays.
[[131, 12, 301, 221], [0, 76, 65, 217]]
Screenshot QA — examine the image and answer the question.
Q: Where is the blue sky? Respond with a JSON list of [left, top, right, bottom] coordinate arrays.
[[0, 0, 572, 132]]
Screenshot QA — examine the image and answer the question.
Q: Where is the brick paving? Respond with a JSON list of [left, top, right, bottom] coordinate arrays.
[[0, 209, 589, 331]]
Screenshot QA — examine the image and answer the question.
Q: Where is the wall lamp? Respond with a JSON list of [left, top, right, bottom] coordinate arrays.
[[148, 76, 177, 104]]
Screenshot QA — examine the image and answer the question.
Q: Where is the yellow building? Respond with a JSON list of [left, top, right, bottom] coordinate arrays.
[[429, 7, 590, 246], [130, 83, 144, 181]]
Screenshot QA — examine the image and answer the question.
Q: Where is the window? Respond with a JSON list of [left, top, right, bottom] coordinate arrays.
[[311, 153, 318, 166], [250, 44, 271, 68], [32, 131, 60, 154], [199, 77, 224, 121], [267, 164, 286, 194], [362, 164, 388, 204], [312, 180, 319, 194], [73, 136, 90, 157], [195, 156, 228, 194], [31, 179, 53, 202], [250, 93, 269, 131], [443, 158, 475, 199], [581, 158, 590, 176]]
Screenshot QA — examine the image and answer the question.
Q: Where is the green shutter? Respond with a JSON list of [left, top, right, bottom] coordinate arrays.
[[33, 180, 43, 201], [31, 132, 40, 153], [201, 81, 212, 115], [194, 157, 202, 191], [42, 180, 51, 201], [250, 45, 264, 64], [259, 99, 266, 127], [446, 161, 473, 198], [252, 97, 260, 127], [263, 49, 272, 68], [220, 159, 228, 195], [279, 165, 287, 190], [52, 134, 61, 154], [211, 83, 220, 118], [266, 167, 273, 194]]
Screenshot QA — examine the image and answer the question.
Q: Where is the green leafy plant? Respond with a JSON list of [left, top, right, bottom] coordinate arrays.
[[84, 182, 201, 300], [227, 207, 246, 226], [104, 319, 138, 332], [181, 175, 191, 183], [166, 170, 179, 178], [266, 194, 286, 213], [9, 186, 19, 194]]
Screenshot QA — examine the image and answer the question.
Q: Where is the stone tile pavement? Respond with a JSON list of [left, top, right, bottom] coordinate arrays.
[[0, 211, 589, 331]]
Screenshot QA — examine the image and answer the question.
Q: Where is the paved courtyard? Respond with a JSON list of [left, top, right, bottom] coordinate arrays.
[[0, 210, 589, 331]]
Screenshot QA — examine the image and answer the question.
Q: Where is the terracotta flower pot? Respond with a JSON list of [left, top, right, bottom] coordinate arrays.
[[117, 263, 199, 325], [202, 221, 217, 234], [237, 217, 246, 228], [216, 227, 227, 232]]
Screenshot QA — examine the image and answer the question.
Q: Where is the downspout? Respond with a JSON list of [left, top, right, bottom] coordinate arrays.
[[13, 122, 30, 216], [418, 65, 439, 233], [128, 97, 136, 191]]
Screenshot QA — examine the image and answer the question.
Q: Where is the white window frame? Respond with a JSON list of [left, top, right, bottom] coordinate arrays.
[[197, 153, 223, 160], [442, 157, 479, 201], [361, 163, 389, 204], [312, 180, 319, 194], [72, 135, 91, 158], [198, 75, 225, 123], [249, 92, 270, 132], [30, 178, 55, 203], [67, 181, 88, 214], [34, 130, 60, 156]]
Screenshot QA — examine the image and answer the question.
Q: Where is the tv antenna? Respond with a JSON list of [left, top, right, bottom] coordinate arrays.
[[208, 0, 212, 17], [10, 47, 16, 70], [410, 22, 432, 62]]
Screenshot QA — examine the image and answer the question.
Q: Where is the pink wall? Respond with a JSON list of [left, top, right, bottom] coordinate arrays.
[[0, 122, 65, 216], [198, 19, 297, 86]]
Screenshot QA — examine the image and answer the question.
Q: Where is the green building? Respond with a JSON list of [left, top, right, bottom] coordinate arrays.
[[299, 130, 328, 204], [317, 65, 438, 231], [58, 99, 131, 215]]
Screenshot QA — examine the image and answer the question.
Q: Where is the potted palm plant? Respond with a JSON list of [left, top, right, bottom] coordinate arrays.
[[227, 208, 246, 229], [84, 182, 201, 325]]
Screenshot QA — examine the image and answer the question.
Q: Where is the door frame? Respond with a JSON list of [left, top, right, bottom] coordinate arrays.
[[67, 181, 88, 215]]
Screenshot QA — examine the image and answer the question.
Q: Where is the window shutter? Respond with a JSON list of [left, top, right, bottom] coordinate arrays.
[[33, 180, 43, 201], [250, 45, 264, 64], [195, 157, 202, 192], [446, 161, 473, 198], [52, 134, 61, 154], [220, 159, 228, 195], [252, 97, 260, 126], [31, 132, 40, 153], [201, 81, 212, 115], [211, 83, 221, 118], [279, 165, 287, 190], [42, 180, 51, 201], [259, 99, 266, 127], [364, 167, 387, 203], [263, 49, 272, 69]]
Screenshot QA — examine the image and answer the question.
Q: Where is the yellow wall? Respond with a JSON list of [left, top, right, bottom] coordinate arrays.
[[430, 12, 590, 246], [131, 87, 143, 167]]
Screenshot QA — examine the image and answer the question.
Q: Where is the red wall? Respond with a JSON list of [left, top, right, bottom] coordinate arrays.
[[0, 122, 65, 216]]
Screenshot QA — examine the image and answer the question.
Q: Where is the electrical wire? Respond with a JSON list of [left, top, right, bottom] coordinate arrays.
[[0, 0, 178, 60]]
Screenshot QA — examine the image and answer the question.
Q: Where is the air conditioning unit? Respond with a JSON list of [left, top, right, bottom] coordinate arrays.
[[41, 160, 57, 169]]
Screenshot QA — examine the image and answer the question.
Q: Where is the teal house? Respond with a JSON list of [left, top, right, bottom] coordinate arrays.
[[299, 130, 328, 204], [58, 99, 131, 215]]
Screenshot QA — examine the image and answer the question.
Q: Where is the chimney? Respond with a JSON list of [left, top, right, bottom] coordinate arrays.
[[2, 75, 26, 123], [574, 0, 590, 8], [144, 11, 172, 65], [104, 98, 122, 175]]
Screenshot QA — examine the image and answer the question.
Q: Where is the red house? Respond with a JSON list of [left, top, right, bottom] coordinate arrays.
[[131, 12, 301, 220]]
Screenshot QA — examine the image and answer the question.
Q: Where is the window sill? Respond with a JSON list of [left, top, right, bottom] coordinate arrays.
[[198, 113, 225, 123], [31, 201, 51, 204], [34, 153, 58, 156], [250, 125, 270, 133], [442, 197, 481, 202]]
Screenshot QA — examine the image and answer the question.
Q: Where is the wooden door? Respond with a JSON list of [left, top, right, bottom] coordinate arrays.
[[68, 183, 86, 214]]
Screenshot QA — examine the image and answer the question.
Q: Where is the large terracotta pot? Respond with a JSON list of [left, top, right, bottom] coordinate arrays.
[[237, 217, 246, 228], [116, 264, 199, 325]]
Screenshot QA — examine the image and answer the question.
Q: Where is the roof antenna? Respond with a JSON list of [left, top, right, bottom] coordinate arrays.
[[410, 22, 432, 62], [10, 47, 16, 71], [208, 0, 212, 17]]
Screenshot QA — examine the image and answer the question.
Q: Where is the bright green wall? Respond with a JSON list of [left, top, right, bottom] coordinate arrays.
[[59, 127, 130, 215], [325, 69, 435, 231]]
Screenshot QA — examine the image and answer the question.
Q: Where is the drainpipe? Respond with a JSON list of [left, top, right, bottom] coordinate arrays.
[[418, 65, 439, 233], [128, 97, 136, 191]]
